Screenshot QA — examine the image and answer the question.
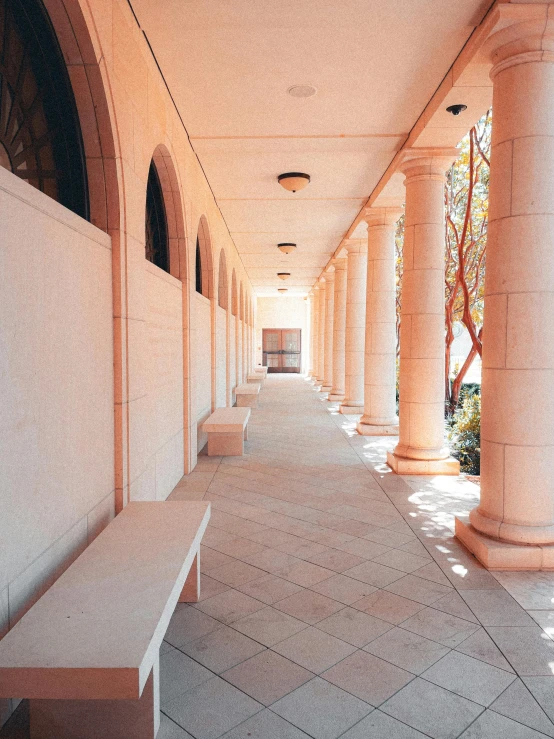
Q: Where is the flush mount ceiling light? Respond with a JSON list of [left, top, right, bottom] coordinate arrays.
[[277, 287, 288, 293], [277, 242, 297, 254], [278, 272, 291, 280], [288, 84, 317, 98], [446, 104, 467, 116], [278, 172, 311, 192]]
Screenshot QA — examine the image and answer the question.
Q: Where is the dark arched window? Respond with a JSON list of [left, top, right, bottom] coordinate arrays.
[[145, 161, 169, 272], [195, 236, 203, 294], [0, 0, 88, 218]]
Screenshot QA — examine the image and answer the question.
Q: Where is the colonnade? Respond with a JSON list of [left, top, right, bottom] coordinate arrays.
[[308, 8, 554, 570]]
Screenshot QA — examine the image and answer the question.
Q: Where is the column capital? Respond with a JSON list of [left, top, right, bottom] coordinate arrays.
[[362, 205, 403, 229], [484, 4, 554, 76], [397, 147, 460, 182], [323, 270, 335, 283], [331, 256, 347, 271], [343, 238, 367, 255]]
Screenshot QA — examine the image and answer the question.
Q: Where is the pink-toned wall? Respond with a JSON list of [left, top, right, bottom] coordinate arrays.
[[0, 0, 255, 725], [216, 305, 227, 408]]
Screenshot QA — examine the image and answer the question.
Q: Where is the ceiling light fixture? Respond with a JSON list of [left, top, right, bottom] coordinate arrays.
[[278, 172, 311, 192], [278, 272, 291, 280], [446, 104, 467, 116], [277, 242, 297, 254], [288, 85, 317, 98], [277, 288, 288, 293]]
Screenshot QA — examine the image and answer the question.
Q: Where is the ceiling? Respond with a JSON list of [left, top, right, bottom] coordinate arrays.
[[132, 0, 491, 296]]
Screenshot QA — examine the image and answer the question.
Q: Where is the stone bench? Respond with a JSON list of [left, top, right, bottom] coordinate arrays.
[[235, 382, 260, 408], [203, 407, 251, 455], [247, 373, 264, 385], [0, 500, 210, 739], [254, 366, 267, 377]]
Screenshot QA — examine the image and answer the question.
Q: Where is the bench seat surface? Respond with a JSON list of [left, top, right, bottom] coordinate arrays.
[[235, 383, 260, 395], [203, 407, 251, 432], [0, 501, 210, 701]]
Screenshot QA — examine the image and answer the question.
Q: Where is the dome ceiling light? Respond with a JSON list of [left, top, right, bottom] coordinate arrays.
[[277, 242, 297, 254], [446, 104, 467, 116], [278, 172, 311, 192], [288, 84, 317, 98], [277, 288, 288, 293], [278, 272, 291, 280]]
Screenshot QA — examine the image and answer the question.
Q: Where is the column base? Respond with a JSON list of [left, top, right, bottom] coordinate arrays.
[[455, 517, 554, 571], [357, 422, 399, 436], [319, 385, 331, 393], [339, 404, 363, 415], [328, 393, 345, 401], [386, 451, 460, 475]]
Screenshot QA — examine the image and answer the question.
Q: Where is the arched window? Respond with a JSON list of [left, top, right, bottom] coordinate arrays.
[[231, 270, 238, 316], [145, 161, 169, 272], [0, 0, 89, 218], [195, 236, 203, 294], [218, 250, 228, 309]]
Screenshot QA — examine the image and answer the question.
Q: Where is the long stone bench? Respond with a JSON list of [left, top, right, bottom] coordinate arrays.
[[254, 366, 267, 377], [203, 407, 251, 455], [0, 500, 210, 739], [246, 373, 264, 385], [235, 382, 260, 408]]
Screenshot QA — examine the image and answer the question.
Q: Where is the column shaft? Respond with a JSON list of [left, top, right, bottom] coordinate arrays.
[[387, 149, 459, 475], [340, 241, 367, 414], [312, 287, 320, 380], [316, 279, 326, 384], [308, 292, 316, 377], [457, 9, 554, 569], [321, 272, 334, 392], [329, 258, 347, 401], [357, 207, 401, 435]]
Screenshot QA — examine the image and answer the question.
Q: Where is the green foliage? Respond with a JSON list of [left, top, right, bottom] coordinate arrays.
[[448, 391, 481, 474]]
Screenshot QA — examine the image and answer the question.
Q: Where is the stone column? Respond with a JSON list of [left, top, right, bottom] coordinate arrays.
[[357, 206, 402, 435], [320, 270, 334, 393], [307, 291, 314, 377], [339, 240, 367, 414], [387, 148, 459, 475], [316, 277, 326, 385], [311, 286, 320, 380], [329, 257, 347, 401], [456, 8, 554, 570]]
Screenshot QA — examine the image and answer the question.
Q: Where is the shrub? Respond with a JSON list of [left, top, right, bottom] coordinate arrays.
[[449, 391, 481, 475]]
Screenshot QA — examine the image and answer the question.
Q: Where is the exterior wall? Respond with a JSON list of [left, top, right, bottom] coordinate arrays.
[[229, 314, 236, 403], [194, 293, 213, 451], [0, 169, 115, 629], [255, 297, 309, 372], [216, 305, 227, 408]]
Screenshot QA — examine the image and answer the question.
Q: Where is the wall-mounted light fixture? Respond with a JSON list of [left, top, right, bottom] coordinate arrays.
[[277, 172, 310, 192]]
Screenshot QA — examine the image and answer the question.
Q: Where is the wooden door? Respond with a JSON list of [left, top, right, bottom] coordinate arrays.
[[262, 329, 301, 373]]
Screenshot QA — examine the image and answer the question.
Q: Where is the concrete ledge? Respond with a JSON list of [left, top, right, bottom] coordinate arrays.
[[339, 404, 363, 415], [386, 451, 460, 475], [455, 518, 554, 571], [357, 422, 399, 436]]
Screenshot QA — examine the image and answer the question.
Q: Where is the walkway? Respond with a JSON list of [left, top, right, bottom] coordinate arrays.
[[4, 374, 554, 738]]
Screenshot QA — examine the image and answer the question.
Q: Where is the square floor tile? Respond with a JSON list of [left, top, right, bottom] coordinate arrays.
[[196, 575, 231, 601], [310, 574, 377, 605], [271, 677, 372, 739], [221, 649, 313, 706], [277, 560, 335, 587], [364, 529, 416, 548], [491, 678, 554, 736], [158, 714, 194, 739], [276, 539, 330, 560], [160, 645, 213, 707], [243, 548, 300, 573], [341, 710, 429, 738], [237, 574, 303, 604], [201, 547, 236, 572], [353, 590, 426, 625], [381, 677, 484, 739], [164, 676, 262, 739], [460, 590, 537, 627], [195, 589, 265, 624], [338, 538, 391, 560], [322, 650, 414, 706], [344, 561, 406, 588], [458, 709, 549, 738], [455, 628, 515, 672], [165, 605, 222, 648], [220, 709, 312, 738], [316, 607, 393, 647], [209, 560, 267, 587], [231, 606, 306, 647], [372, 549, 430, 574], [180, 624, 265, 673], [306, 549, 365, 573], [421, 650, 515, 706], [213, 537, 267, 559], [400, 607, 480, 648], [272, 626, 357, 673], [487, 627, 554, 676], [364, 627, 450, 674], [384, 574, 452, 605], [274, 589, 344, 624]]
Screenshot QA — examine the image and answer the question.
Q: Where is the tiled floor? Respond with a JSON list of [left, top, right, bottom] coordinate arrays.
[[3, 374, 554, 739]]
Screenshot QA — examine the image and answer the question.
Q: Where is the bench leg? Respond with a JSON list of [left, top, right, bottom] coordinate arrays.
[[244, 425, 248, 441], [30, 656, 160, 739], [207, 432, 244, 456], [179, 551, 200, 602]]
